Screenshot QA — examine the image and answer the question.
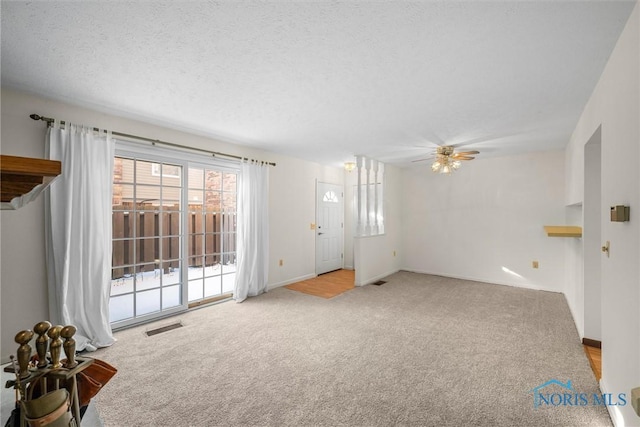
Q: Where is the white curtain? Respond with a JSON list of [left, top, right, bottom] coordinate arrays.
[[45, 122, 115, 351], [233, 161, 269, 302]]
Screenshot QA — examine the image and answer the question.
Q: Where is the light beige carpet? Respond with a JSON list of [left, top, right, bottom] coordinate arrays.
[[93, 272, 611, 426]]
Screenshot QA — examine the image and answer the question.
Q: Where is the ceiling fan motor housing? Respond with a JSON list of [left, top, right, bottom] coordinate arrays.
[[436, 146, 455, 156]]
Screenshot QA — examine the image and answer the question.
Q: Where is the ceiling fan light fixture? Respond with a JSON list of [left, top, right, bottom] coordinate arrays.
[[417, 146, 477, 175], [431, 156, 456, 174], [344, 161, 356, 172]]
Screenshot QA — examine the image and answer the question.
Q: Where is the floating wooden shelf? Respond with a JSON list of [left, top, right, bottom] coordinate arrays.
[[544, 226, 582, 238], [1, 154, 61, 209]]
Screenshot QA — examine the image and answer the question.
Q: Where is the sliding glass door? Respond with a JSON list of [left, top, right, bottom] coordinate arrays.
[[110, 156, 186, 326], [110, 149, 238, 327], [186, 166, 237, 305]]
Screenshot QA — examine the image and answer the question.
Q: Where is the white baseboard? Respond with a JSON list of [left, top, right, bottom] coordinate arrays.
[[599, 378, 625, 427], [267, 273, 316, 291], [356, 269, 400, 286], [400, 268, 562, 294]]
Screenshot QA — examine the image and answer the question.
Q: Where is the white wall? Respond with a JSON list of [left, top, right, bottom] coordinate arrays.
[[352, 164, 402, 285], [1, 90, 51, 364], [267, 157, 344, 288], [0, 87, 343, 360], [343, 169, 356, 270], [564, 3, 639, 425], [564, 203, 584, 338], [402, 150, 567, 292]]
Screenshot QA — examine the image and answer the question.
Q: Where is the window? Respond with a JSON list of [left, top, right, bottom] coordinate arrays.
[[151, 162, 181, 178], [323, 190, 339, 203], [110, 147, 238, 327]]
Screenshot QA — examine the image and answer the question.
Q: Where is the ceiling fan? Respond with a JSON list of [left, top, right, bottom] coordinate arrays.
[[413, 145, 479, 174]]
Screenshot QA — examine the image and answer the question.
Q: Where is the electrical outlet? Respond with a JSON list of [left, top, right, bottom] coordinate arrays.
[[279, 259, 283, 267], [532, 261, 539, 269]]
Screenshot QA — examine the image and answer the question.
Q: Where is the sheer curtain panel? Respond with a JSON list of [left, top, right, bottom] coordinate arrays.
[[233, 162, 269, 302], [45, 121, 115, 351]]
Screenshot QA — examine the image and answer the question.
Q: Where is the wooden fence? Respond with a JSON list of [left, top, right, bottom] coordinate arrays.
[[112, 203, 236, 279]]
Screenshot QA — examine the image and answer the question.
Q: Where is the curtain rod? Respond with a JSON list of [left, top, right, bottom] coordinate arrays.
[[29, 114, 276, 167]]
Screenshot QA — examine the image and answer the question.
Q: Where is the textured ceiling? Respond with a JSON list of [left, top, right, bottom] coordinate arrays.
[[1, 1, 636, 167]]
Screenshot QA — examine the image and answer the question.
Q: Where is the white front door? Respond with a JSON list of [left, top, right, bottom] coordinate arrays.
[[316, 182, 344, 275]]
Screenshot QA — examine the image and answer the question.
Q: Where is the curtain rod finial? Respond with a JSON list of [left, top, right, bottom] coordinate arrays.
[[30, 114, 42, 121]]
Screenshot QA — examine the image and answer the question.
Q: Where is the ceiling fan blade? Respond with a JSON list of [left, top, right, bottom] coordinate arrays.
[[455, 150, 480, 156], [448, 130, 524, 149], [453, 156, 475, 160], [412, 158, 433, 163]]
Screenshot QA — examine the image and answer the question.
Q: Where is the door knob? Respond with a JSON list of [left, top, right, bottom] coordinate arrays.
[[601, 241, 610, 258], [318, 232, 325, 235]]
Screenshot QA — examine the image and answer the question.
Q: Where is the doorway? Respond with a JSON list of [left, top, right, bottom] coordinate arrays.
[[316, 182, 344, 275], [583, 126, 602, 343]]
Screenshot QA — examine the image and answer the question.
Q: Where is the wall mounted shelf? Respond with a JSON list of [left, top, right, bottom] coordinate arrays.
[[1, 154, 61, 209], [543, 225, 583, 238]]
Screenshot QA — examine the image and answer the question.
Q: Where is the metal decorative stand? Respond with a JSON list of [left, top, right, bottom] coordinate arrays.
[[4, 322, 93, 427]]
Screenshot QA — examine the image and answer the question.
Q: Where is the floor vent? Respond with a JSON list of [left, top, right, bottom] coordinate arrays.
[[145, 322, 183, 337], [371, 280, 387, 286]]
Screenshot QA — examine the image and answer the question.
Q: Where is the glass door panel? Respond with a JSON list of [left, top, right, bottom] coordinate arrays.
[[110, 156, 185, 327], [186, 166, 237, 305]]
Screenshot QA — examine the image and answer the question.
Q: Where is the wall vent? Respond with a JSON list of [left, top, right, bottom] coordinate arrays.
[[145, 321, 183, 337], [371, 280, 387, 286]]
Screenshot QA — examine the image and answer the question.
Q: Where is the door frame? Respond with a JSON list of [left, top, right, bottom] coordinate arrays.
[[315, 181, 344, 275], [583, 126, 602, 343], [111, 142, 240, 329]]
